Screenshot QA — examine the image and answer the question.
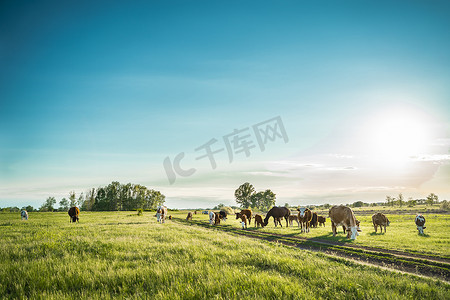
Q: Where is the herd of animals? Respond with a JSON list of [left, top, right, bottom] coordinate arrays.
[[187, 205, 428, 240], [18, 205, 428, 240]]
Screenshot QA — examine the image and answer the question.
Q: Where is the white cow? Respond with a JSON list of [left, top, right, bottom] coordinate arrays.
[[156, 206, 168, 223], [21, 210, 28, 220], [209, 211, 215, 225]]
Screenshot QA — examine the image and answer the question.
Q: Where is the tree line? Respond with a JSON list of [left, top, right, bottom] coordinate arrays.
[[38, 181, 165, 211]]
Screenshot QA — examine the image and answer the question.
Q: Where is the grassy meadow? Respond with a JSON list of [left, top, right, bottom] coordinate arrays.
[[0, 211, 449, 299], [180, 210, 450, 258]]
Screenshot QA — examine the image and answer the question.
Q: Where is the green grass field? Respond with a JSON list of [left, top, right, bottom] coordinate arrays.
[[180, 210, 450, 258], [0, 211, 449, 299]]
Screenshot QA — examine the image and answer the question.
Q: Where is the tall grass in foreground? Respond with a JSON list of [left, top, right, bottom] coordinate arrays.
[[0, 212, 448, 299]]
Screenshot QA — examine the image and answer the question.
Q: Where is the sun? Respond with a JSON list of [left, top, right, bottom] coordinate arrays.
[[363, 105, 434, 162]]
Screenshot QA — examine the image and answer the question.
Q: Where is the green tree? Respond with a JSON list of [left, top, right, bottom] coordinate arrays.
[[353, 201, 364, 207], [69, 191, 77, 207], [260, 189, 276, 211], [235, 182, 255, 208], [426, 193, 438, 206], [407, 197, 416, 207], [386, 196, 394, 207], [40, 196, 56, 212], [397, 193, 404, 207], [59, 198, 69, 211]]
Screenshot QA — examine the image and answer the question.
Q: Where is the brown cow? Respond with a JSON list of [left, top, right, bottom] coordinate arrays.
[[254, 214, 264, 227], [235, 209, 252, 223], [297, 207, 312, 233], [329, 205, 360, 239], [317, 215, 326, 227], [68, 207, 80, 223], [156, 206, 168, 223], [310, 212, 318, 228], [288, 215, 299, 227], [372, 213, 390, 233], [239, 214, 248, 229], [186, 212, 193, 221], [263, 207, 290, 227]]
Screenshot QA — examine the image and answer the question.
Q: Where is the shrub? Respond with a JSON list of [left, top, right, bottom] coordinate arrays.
[[137, 209, 144, 216]]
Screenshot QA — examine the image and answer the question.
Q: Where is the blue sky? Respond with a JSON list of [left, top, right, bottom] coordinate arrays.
[[1, 1, 449, 209]]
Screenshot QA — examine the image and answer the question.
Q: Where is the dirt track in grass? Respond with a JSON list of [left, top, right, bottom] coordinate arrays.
[[173, 217, 450, 283]]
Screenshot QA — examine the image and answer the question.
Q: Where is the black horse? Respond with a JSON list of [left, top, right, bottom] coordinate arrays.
[[263, 207, 290, 227]]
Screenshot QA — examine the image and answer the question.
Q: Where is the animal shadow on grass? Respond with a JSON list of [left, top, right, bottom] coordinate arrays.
[[418, 233, 431, 238], [369, 232, 385, 236], [315, 233, 357, 244]]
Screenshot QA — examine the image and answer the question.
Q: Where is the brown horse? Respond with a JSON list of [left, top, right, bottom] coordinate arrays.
[[263, 207, 290, 227]]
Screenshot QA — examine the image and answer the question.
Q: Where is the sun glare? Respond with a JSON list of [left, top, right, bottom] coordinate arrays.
[[364, 106, 434, 163]]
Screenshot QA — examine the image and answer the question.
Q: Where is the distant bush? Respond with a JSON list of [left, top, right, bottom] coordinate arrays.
[[221, 206, 234, 216], [440, 200, 449, 210], [136, 209, 144, 216]]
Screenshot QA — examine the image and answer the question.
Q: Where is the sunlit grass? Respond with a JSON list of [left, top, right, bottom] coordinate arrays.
[[0, 211, 448, 299], [178, 210, 450, 257]]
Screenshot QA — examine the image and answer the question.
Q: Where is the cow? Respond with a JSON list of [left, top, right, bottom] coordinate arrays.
[[310, 212, 318, 228], [254, 214, 264, 227], [217, 210, 228, 222], [288, 215, 299, 227], [239, 214, 248, 229], [329, 205, 360, 239], [214, 212, 222, 225], [186, 212, 193, 221], [263, 206, 290, 227], [68, 207, 80, 223], [20, 210, 28, 220], [235, 209, 252, 223], [415, 214, 426, 235], [209, 211, 215, 225], [342, 219, 360, 233], [372, 213, 390, 233], [156, 206, 168, 223], [318, 215, 326, 227], [297, 207, 312, 233]]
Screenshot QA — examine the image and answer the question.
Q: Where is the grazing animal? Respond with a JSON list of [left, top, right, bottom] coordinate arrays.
[[329, 205, 360, 239], [415, 214, 426, 235], [68, 207, 80, 223], [214, 212, 222, 225], [239, 214, 248, 229], [209, 211, 215, 225], [342, 219, 360, 233], [263, 206, 290, 227], [288, 215, 299, 227], [318, 215, 326, 227], [156, 206, 168, 223], [168, 215, 172, 220], [254, 214, 264, 227], [372, 213, 390, 233], [310, 212, 318, 228], [217, 210, 228, 221], [297, 207, 313, 233], [20, 210, 28, 220], [235, 209, 252, 223], [186, 212, 193, 221]]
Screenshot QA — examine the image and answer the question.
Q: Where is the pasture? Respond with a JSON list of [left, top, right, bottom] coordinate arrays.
[[181, 210, 450, 257], [0, 211, 449, 299]]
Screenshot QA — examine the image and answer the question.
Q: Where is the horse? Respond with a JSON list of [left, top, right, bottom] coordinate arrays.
[[263, 207, 290, 227]]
